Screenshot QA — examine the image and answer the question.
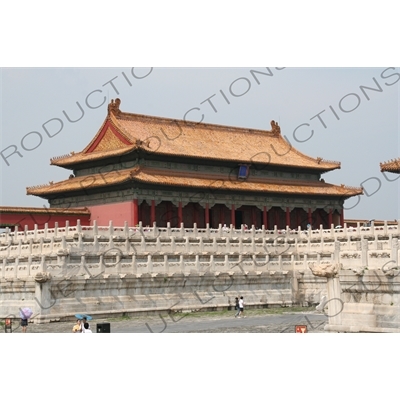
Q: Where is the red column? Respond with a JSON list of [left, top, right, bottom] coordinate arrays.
[[231, 204, 235, 228], [263, 206, 268, 228], [193, 204, 198, 226], [205, 203, 209, 226], [151, 200, 156, 225], [340, 209, 344, 226], [166, 202, 172, 225], [252, 207, 257, 227], [328, 209, 333, 227], [133, 198, 139, 226], [308, 208, 312, 225], [286, 207, 290, 227], [315, 210, 321, 228], [219, 205, 224, 225], [178, 202, 183, 226], [296, 209, 301, 229]]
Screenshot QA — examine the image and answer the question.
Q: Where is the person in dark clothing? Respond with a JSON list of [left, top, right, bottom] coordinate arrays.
[[234, 297, 240, 318]]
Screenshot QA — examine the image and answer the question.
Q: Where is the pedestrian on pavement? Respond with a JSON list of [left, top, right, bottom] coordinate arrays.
[[234, 297, 240, 318], [72, 319, 82, 333], [238, 296, 245, 318], [83, 322, 92, 333], [21, 318, 28, 333], [81, 317, 90, 333]]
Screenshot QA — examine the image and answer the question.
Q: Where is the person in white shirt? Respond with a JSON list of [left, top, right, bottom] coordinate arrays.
[[81, 317, 91, 333], [238, 296, 245, 318], [83, 322, 92, 333]]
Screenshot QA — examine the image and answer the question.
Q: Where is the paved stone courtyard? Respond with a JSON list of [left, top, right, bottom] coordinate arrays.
[[1, 307, 328, 333]]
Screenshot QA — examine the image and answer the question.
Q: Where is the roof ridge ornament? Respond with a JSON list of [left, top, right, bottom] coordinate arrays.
[[108, 98, 121, 116], [270, 120, 281, 135]]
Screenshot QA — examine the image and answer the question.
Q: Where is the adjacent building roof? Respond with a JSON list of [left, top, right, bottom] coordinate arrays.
[[27, 166, 362, 199], [380, 158, 400, 173], [0, 206, 90, 215], [50, 98, 341, 172]]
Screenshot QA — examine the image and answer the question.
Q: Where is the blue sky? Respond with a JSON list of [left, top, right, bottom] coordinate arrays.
[[1, 67, 399, 220]]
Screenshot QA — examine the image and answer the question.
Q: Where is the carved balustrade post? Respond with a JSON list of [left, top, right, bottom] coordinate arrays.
[[391, 237, 398, 266], [164, 255, 169, 275], [361, 238, 368, 267], [93, 220, 98, 236], [132, 253, 137, 275]]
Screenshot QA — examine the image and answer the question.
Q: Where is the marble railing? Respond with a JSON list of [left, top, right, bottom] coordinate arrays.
[[1, 235, 399, 281], [1, 220, 400, 281], [1, 220, 399, 244]]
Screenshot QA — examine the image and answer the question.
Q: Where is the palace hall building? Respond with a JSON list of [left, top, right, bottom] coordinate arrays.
[[27, 99, 362, 229]]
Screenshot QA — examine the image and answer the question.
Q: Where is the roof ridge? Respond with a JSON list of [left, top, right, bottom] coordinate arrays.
[[341, 184, 364, 192], [49, 98, 341, 171], [26, 183, 51, 190], [50, 153, 74, 162], [81, 116, 109, 154], [380, 157, 400, 165], [116, 109, 280, 137], [108, 112, 135, 144]]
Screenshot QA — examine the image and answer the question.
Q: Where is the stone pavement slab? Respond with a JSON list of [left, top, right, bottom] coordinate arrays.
[[1, 307, 329, 333]]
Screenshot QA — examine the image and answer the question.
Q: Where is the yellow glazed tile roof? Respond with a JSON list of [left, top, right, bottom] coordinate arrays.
[[380, 158, 400, 173], [27, 166, 362, 198], [51, 99, 341, 172]]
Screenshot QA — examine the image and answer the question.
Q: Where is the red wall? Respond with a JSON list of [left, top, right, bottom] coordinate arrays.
[[0, 213, 90, 230], [88, 201, 134, 227], [1, 200, 137, 231]]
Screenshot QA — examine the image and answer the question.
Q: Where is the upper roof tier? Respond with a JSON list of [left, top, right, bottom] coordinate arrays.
[[380, 158, 400, 173], [50, 99, 341, 172]]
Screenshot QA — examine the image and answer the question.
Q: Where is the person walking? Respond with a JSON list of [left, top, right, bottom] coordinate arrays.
[[234, 297, 240, 318], [83, 322, 92, 333], [238, 296, 245, 318], [19, 307, 33, 333], [72, 319, 82, 333], [21, 318, 28, 333], [81, 317, 91, 333]]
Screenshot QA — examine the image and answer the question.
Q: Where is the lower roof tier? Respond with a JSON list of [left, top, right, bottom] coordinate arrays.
[[27, 166, 363, 199]]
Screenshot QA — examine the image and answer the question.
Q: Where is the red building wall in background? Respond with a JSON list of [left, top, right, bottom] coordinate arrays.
[[88, 201, 137, 227], [0, 209, 90, 230]]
